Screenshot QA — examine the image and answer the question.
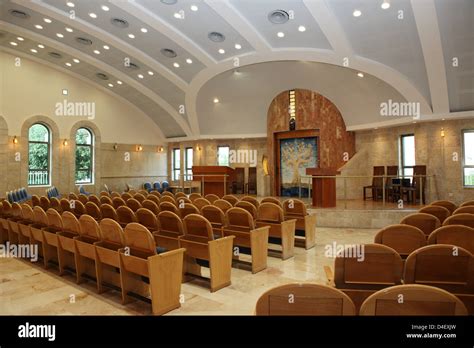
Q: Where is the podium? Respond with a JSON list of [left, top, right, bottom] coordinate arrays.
[[306, 168, 339, 208], [192, 166, 235, 197]]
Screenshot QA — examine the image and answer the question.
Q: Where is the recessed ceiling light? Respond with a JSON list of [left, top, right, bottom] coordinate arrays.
[[65, 27, 73, 32], [101, 5, 110, 11], [381, 0, 390, 10], [89, 13, 97, 19], [173, 62, 180, 68], [298, 25, 306, 32], [141, 28, 148, 33], [277, 32, 285, 38], [213, 98, 219, 104], [10, 42, 18, 46], [66, 2, 75, 8], [148, 71, 154, 76], [357, 72, 364, 78], [73, 58, 80, 63], [103, 45, 110, 50], [218, 49, 225, 54], [117, 80, 123, 85], [43, 18, 52, 23], [128, 34, 135, 39], [174, 12, 182, 19], [65, 62, 72, 67], [38, 44, 45, 48], [17, 37, 24, 41], [56, 33, 64, 38], [35, 24, 43, 30], [108, 83, 114, 87], [93, 50, 100, 54], [190, 5, 198, 11], [186, 58, 193, 64], [353, 10, 362, 17], [30, 48, 38, 53], [235, 43, 242, 50], [138, 74, 144, 79]]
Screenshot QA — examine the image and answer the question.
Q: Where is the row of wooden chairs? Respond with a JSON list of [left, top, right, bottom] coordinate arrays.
[[255, 283, 468, 315]]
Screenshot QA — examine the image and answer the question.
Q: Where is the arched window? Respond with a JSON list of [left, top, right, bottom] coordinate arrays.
[[28, 123, 51, 186], [75, 128, 94, 184]]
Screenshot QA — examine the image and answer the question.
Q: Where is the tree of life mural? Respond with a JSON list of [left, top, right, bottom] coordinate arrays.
[[280, 137, 317, 196]]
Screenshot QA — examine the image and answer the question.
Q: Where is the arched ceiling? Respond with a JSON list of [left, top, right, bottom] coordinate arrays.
[[0, 0, 473, 141]]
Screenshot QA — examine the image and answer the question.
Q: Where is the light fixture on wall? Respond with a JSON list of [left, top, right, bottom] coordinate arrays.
[[63, 139, 68, 146], [113, 143, 118, 151], [137, 145, 143, 152], [196, 145, 202, 151], [441, 128, 445, 137], [13, 136, 18, 144], [158, 146, 164, 153]]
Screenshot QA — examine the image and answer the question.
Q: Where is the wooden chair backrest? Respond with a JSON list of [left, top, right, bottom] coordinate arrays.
[[460, 200, 474, 207], [78, 215, 101, 241], [78, 194, 89, 205], [226, 207, 255, 230], [33, 206, 48, 225], [359, 284, 468, 316], [21, 204, 34, 221], [374, 224, 426, 256], [159, 201, 180, 216], [31, 195, 40, 207], [11, 203, 22, 217], [453, 206, 474, 215], [283, 198, 307, 216], [160, 195, 176, 205], [183, 214, 214, 240], [193, 198, 211, 211], [40, 196, 50, 211], [258, 202, 284, 223], [73, 200, 86, 216], [46, 208, 63, 229], [372, 166, 385, 187], [400, 213, 441, 235], [255, 283, 356, 316], [419, 205, 451, 224], [100, 204, 119, 221], [50, 197, 61, 211], [147, 195, 161, 206], [189, 193, 202, 202], [89, 195, 100, 206], [334, 243, 403, 289], [428, 225, 474, 254], [202, 205, 226, 227], [60, 198, 71, 212], [124, 223, 156, 258], [431, 200, 458, 214], [213, 199, 233, 213], [235, 201, 257, 219], [261, 197, 282, 207], [204, 194, 219, 203], [126, 198, 142, 212], [222, 194, 239, 206], [176, 197, 192, 206], [62, 211, 81, 235], [150, 191, 161, 198], [99, 191, 110, 197], [116, 206, 137, 225], [68, 193, 78, 201], [110, 192, 121, 199], [136, 208, 159, 231], [443, 213, 474, 228], [142, 200, 160, 215], [112, 197, 126, 209], [121, 193, 132, 201], [138, 190, 149, 197], [179, 203, 200, 218], [175, 192, 187, 199], [85, 202, 102, 220], [133, 193, 147, 203], [241, 196, 259, 208], [158, 211, 184, 235], [162, 191, 175, 198], [100, 196, 113, 206], [385, 165, 398, 185]]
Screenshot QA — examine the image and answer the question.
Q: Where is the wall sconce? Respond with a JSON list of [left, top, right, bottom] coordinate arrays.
[[113, 143, 118, 151], [441, 128, 445, 137], [63, 139, 68, 146], [137, 145, 143, 152], [196, 145, 202, 151], [13, 136, 18, 145], [158, 146, 164, 153]]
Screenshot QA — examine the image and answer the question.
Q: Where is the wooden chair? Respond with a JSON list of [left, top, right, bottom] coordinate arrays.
[[241, 196, 259, 209], [155, 211, 184, 250], [110, 192, 121, 199], [121, 192, 132, 201], [112, 197, 126, 209], [68, 193, 78, 201], [179, 214, 235, 292], [119, 223, 185, 315], [72, 200, 86, 218], [176, 197, 192, 206], [85, 202, 102, 221], [443, 213, 474, 228], [204, 194, 219, 204], [235, 201, 258, 219], [453, 206, 474, 215], [40, 196, 50, 211], [147, 194, 161, 206], [29, 207, 49, 261], [142, 200, 160, 215], [431, 200, 457, 214], [213, 199, 233, 213], [189, 193, 202, 202], [134, 193, 147, 203], [42, 209, 64, 268], [222, 194, 239, 206], [363, 166, 385, 201], [384, 165, 399, 202], [6, 203, 22, 244], [150, 191, 161, 199], [60, 198, 72, 213], [179, 203, 200, 218], [116, 206, 137, 228], [325, 243, 403, 313], [359, 284, 468, 316], [175, 192, 187, 199], [404, 244, 474, 314], [419, 205, 451, 224], [400, 213, 441, 236], [256, 203, 296, 260], [18, 204, 34, 245], [126, 198, 142, 212], [50, 197, 61, 212], [261, 197, 282, 207], [162, 191, 175, 199], [75, 215, 102, 284], [159, 201, 181, 216], [193, 198, 211, 212], [374, 224, 426, 258], [88, 195, 101, 206], [100, 203, 119, 221], [138, 190, 149, 197], [99, 191, 110, 197], [0, 201, 12, 243], [128, 189, 137, 195], [428, 225, 474, 254], [224, 207, 270, 273], [160, 195, 176, 205], [460, 200, 474, 207], [136, 208, 159, 232], [95, 218, 125, 293], [282, 198, 316, 250], [78, 194, 89, 205], [32, 195, 41, 207], [100, 196, 113, 206], [201, 205, 226, 238], [255, 283, 356, 316], [57, 212, 81, 275]]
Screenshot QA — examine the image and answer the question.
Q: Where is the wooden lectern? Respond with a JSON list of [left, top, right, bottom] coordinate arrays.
[[192, 166, 235, 197], [306, 168, 339, 208]]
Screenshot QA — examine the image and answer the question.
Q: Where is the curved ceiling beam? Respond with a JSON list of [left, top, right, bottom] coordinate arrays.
[[14, 0, 188, 91], [0, 46, 166, 141], [113, 0, 216, 68], [411, 0, 450, 114], [1, 21, 193, 136]]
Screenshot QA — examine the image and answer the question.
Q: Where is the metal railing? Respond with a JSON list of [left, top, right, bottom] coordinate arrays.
[[28, 170, 49, 186]]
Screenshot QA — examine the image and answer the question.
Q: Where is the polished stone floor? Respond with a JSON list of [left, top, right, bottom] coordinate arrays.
[[0, 226, 378, 315]]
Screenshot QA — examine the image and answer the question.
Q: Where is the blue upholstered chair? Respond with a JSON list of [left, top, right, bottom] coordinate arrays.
[[7, 191, 14, 203], [144, 182, 153, 193], [79, 185, 90, 196], [153, 181, 162, 193], [161, 181, 170, 192]]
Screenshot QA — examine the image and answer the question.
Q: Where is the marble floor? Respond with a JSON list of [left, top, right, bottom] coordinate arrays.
[[0, 227, 378, 316]]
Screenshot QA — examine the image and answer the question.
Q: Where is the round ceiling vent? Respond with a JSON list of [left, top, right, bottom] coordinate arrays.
[[160, 0, 178, 4], [9, 9, 30, 19], [126, 62, 140, 70], [208, 32, 225, 43], [75, 37, 93, 46], [160, 48, 177, 58], [96, 73, 109, 80], [111, 18, 129, 29], [48, 52, 62, 59], [268, 10, 289, 24]]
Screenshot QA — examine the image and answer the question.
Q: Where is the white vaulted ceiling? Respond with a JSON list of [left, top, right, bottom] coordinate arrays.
[[0, 0, 473, 140]]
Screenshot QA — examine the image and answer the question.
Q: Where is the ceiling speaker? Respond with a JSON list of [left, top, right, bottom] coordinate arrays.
[[160, 48, 177, 58], [75, 37, 93, 46], [208, 32, 225, 42], [160, 0, 178, 4], [96, 73, 109, 80], [48, 52, 62, 59], [110, 18, 129, 28], [268, 10, 289, 24], [9, 9, 30, 19]]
